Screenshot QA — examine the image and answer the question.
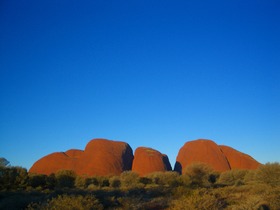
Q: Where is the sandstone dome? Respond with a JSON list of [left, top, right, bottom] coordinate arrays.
[[29, 138, 134, 176], [174, 139, 231, 173], [219, 145, 260, 169], [132, 147, 172, 176]]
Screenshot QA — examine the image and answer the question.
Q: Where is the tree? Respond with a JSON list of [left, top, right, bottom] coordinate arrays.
[[0, 166, 28, 190]]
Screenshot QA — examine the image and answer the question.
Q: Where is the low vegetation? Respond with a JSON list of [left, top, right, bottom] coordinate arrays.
[[0, 162, 279, 209]]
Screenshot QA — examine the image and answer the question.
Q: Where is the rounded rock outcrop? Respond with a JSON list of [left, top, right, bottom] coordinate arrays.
[[219, 145, 261, 170], [29, 152, 78, 175], [77, 138, 133, 176], [132, 147, 172, 176], [174, 139, 231, 173], [65, 149, 84, 158], [29, 138, 134, 176]]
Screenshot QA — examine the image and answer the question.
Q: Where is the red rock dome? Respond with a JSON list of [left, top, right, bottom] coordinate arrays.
[[77, 138, 133, 176], [132, 147, 172, 176], [175, 139, 231, 173], [29, 152, 79, 175], [65, 149, 83, 158], [219, 145, 261, 169], [29, 138, 133, 176]]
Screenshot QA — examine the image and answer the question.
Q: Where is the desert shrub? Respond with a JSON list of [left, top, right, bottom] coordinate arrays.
[[75, 176, 87, 189], [120, 171, 142, 188], [85, 176, 110, 189], [117, 195, 169, 210], [109, 176, 121, 188], [214, 184, 280, 210], [228, 194, 269, 210], [254, 162, 280, 187], [169, 189, 226, 210], [177, 174, 192, 186], [243, 169, 257, 184], [98, 176, 110, 188], [262, 186, 280, 209], [0, 166, 28, 190], [85, 176, 99, 187], [28, 174, 47, 188], [183, 163, 216, 187], [218, 169, 249, 186], [45, 173, 56, 189], [117, 196, 143, 210], [171, 185, 193, 199], [55, 170, 76, 188], [146, 171, 180, 187], [27, 194, 103, 210], [139, 176, 152, 185]]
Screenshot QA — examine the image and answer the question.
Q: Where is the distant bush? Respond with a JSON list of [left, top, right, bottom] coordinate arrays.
[[146, 171, 180, 187], [109, 176, 121, 188], [82, 176, 110, 189], [55, 170, 76, 188], [120, 171, 142, 188], [75, 176, 87, 189], [28, 174, 47, 188]]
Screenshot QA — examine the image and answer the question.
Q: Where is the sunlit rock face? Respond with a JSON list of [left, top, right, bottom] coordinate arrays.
[[174, 139, 261, 174], [76, 138, 134, 176], [29, 139, 134, 176], [132, 147, 172, 176], [29, 151, 82, 175], [175, 139, 231, 173], [30, 138, 261, 176], [219, 145, 261, 170]]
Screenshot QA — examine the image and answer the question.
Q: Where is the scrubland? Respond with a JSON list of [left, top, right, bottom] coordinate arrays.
[[0, 162, 279, 210]]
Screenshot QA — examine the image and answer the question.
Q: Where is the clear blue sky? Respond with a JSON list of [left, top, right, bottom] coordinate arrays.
[[1, 0, 279, 170]]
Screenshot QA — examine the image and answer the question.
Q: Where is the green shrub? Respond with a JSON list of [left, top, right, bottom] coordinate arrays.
[[0, 166, 28, 190], [55, 170, 76, 188], [28, 174, 47, 188], [146, 171, 180, 187], [75, 176, 87, 189], [84, 176, 110, 189]]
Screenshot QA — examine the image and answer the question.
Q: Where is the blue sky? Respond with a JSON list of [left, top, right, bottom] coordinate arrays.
[[1, 0, 279, 170]]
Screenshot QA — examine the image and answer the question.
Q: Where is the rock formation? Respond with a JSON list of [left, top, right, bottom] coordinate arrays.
[[219, 145, 260, 169], [175, 139, 261, 174], [76, 138, 133, 176], [64, 149, 84, 158], [29, 138, 134, 176], [174, 139, 231, 173], [28, 152, 79, 175], [132, 147, 172, 176], [30, 137, 261, 176]]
